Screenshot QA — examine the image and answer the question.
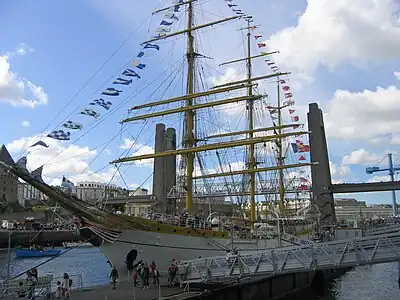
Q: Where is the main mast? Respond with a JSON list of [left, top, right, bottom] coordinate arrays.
[[277, 80, 285, 215], [185, 1, 195, 213], [246, 20, 256, 224]]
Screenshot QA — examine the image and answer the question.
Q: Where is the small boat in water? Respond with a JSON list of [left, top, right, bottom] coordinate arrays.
[[15, 248, 61, 258], [62, 241, 93, 248]]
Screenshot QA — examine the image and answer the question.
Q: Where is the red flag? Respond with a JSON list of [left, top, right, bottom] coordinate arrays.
[[282, 86, 290, 91], [254, 35, 262, 39], [280, 80, 286, 84], [257, 43, 266, 48], [300, 177, 308, 183], [289, 109, 295, 114], [298, 155, 306, 161], [297, 184, 309, 191]]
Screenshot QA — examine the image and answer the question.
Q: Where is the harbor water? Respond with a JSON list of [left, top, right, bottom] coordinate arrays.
[[0, 247, 111, 287], [0, 248, 399, 299]]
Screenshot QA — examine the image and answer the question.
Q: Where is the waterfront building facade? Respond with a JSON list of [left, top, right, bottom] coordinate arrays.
[[0, 145, 18, 204], [75, 181, 127, 202], [17, 182, 48, 207]]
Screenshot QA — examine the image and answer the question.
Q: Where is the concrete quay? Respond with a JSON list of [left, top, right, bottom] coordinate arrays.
[[71, 282, 186, 300], [68, 267, 349, 300]]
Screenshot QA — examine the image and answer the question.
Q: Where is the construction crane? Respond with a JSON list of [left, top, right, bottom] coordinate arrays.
[[366, 153, 399, 216]]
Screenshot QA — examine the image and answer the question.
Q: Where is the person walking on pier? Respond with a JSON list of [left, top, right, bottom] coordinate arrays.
[[62, 273, 72, 299], [26, 270, 37, 300], [110, 266, 119, 290], [143, 262, 150, 289], [132, 268, 139, 287]]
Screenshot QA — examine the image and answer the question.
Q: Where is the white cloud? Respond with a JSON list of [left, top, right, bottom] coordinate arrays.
[[21, 121, 30, 127], [15, 43, 34, 56], [119, 138, 154, 166], [324, 85, 400, 142], [267, 0, 400, 80], [367, 175, 390, 183], [394, 71, 400, 80], [330, 161, 350, 178], [0, 55, 48, 108], [342, 149, 381, 165], [5, 135, 119, 185]]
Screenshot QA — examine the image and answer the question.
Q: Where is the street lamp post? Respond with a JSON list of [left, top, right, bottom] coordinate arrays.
[[6, 231, 12, 281]]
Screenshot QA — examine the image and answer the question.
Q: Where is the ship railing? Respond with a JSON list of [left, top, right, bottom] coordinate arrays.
[[0, 274, 53, 299], [143, 213, 214, 231]]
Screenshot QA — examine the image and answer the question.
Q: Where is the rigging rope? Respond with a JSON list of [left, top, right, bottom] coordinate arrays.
[[18, 15, 154, 160]]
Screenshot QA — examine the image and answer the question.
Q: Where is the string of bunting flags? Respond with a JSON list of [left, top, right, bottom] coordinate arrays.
[[30, 0, 185, 148], [223, 0, 311, 167]]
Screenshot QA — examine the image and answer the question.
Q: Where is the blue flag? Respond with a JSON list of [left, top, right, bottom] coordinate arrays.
[[122, 69, 141, 79], [143, 43, 160, 51]]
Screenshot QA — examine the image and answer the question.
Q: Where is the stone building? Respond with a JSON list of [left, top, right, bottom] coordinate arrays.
[[0, 145, 18, 204]]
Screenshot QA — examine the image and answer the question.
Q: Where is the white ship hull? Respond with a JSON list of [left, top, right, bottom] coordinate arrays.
[[93, 229, 283, 279]]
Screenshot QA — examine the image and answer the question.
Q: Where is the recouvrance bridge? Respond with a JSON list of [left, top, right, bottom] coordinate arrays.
[[177, 232, 400, 283]]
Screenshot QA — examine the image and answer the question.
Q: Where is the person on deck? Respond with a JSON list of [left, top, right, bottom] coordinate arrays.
[[110, 266, 119, 290]]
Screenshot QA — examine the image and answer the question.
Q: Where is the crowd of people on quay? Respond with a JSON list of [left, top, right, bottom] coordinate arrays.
[[15, 268, 73, 300], [110, 259, 179, 291], [1, 218, 77, 231]]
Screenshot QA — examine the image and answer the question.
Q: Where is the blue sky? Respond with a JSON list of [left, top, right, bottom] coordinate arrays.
[[1, 0, 400, 205]]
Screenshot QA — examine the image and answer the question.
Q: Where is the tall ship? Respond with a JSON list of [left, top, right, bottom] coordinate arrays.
[[1, 0, 314, 277]]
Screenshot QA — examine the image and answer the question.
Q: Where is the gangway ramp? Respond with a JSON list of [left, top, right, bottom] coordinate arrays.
[[178, 232, 400, 283], [364, 224, 400, 236]]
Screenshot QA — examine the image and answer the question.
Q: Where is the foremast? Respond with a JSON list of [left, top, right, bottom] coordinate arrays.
[[110, 1, 314, 218], [185, 1, 195, 213]]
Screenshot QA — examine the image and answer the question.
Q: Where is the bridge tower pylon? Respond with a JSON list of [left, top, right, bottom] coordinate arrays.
[[307, 103, 336, 225]]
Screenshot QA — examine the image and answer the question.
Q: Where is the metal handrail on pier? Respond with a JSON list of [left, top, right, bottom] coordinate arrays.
[[178, 232, 400, 283]]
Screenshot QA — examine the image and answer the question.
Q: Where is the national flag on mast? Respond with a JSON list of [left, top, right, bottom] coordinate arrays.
[[61, 176, 75, 189], [254, 35, 262, 39], [257, 43, 266, 48], [300, 177, 309, 183], [291, 116, 299, 122]]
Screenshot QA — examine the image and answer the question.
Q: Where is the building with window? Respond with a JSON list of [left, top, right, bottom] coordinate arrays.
[[17, 182, 48, 207], [75, 181, 127, 202], [0, 145, 18, 203]]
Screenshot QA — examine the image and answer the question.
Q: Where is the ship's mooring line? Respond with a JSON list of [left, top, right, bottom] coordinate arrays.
[[191, 228, 231, 251]]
